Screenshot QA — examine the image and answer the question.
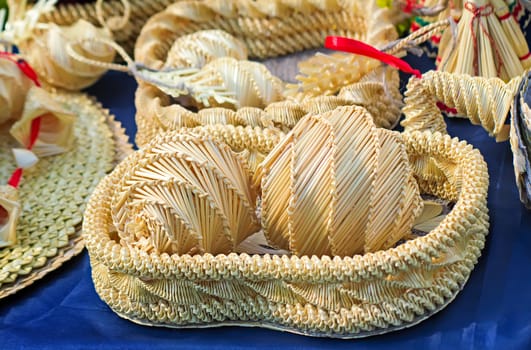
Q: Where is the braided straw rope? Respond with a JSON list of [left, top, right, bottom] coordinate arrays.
[[133, 0, 401, 147], [419, 70, 521, 141], [0, 91, 132, 299]]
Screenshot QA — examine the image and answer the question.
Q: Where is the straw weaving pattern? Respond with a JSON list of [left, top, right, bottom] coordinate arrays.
[[0, 91, 129, 298], [133, 0, 401, 147], [84, 123, 490, 337]]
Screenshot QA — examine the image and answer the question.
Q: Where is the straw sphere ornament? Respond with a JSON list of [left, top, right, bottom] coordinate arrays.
[[261, 105, 424, 256], [110, 132, 260, 255]]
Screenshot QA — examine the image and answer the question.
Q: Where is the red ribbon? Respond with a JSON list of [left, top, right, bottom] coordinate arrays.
[[0, 52, 40, 87], [464, 2, 503, 77], [324, 36, 422, 78], [2, 52, 42, 188], [7, 117, 41, 188]]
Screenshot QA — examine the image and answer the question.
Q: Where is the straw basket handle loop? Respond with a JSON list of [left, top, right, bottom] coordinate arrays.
[[95, 0, 131, 33]]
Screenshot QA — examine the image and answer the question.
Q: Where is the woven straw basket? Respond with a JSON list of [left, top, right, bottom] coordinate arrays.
[[132, 0, 400, 147], [83, 116, 489, 337]]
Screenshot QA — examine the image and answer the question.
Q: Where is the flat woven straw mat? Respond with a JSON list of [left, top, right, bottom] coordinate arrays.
[[0, 91, 132, 299]]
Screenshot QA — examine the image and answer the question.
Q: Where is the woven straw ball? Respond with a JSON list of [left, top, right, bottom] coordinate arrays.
[[261, 106, 424, 256], [109, 131, 260, 255]]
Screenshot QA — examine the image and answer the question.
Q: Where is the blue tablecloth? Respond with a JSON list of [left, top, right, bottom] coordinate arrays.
[[1, 54, 530, 349]]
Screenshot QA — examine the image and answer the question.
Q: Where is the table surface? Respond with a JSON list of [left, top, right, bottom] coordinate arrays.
[[1, 53, 531, 350]]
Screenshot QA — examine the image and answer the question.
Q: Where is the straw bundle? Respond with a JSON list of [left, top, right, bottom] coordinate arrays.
[[491, 0, 531, 69], [437, 0, 527, 81]]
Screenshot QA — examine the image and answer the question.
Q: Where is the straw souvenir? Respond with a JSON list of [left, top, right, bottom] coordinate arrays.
[[39, 0, 178, 56], [0, 57, 33, 124], [0, 0, 121, 90], [130, 0, 404, 147], [84, 98, 490, 336], [436, 0, 531, 81], [0, 87, 132, 298], [403, 69, 531, 208]]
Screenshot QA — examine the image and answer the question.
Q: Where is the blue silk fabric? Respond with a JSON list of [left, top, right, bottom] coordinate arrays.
[[0, 53, 530, 350]]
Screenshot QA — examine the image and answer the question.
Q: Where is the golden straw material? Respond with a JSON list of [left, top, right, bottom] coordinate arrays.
[[260, 106, 423, 256], [83, 128, 490, 337], [174, 124, 285, 188], [2, 0, 116, 90], [40, 0, 176, 57], [0, 185, 20, 248], [10, 86, 76, 157], [0, 58, 33, 125], [419, 70, 520, 141], [0, 90, 132, 299], [401, 76, 448, 135], [132, 0, 400, 146], [164, 30, 248, 69], [437, 0, 527, 81], [110, 131, 260, 255]]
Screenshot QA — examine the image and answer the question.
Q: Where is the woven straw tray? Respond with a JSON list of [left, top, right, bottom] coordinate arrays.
[[0, 90, 132, 299]]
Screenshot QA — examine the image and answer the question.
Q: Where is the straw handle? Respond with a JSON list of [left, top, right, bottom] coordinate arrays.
[[421, 70, 521, 141], [382, 18, 452, 56], [401, 76, 447, 135]]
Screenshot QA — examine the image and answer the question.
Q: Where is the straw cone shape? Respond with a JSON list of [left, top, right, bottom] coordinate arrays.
[[437, 0, 524, 81], [0, 185, 20, 248], [10, 86, 76, 157], [0, 59, 33, 125], [260, 106, 423, 256], [110, 132, 260, 255]]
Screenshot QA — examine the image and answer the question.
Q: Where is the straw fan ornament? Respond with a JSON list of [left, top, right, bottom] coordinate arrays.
[[436, 0, 531, 81], [0, 0, 128, 90]]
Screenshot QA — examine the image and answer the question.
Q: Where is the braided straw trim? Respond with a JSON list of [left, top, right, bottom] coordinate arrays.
[[84, 130, 489, 337], [421, 70, 521, 141], [133, 0, 400, 146], [135, 67, 402, 147], [134, 0, 396, 67], [401, 76, 448, 135]]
